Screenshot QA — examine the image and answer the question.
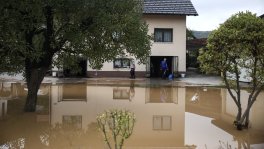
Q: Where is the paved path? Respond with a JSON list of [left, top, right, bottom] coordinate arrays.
[[1, 73, 223, 87], [177, 74, 223, 86]]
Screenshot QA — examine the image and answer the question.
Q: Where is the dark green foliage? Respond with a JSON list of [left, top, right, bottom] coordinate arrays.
[[198, 11, 264, 130], [186, 28, 196, 40], [0, 0, 151, 71], [0, 0, 151, 111]]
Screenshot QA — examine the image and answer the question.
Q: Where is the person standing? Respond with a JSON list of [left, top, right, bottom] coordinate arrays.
[[130, 60, 135, 79], [160, 58, 168, 79]]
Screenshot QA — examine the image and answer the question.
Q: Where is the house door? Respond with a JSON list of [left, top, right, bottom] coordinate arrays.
[[149, 56, 173, 78], [172, 56, 179, 76]]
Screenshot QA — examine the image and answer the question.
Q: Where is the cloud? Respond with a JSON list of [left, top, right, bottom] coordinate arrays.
[[187, 0, 264, 31]]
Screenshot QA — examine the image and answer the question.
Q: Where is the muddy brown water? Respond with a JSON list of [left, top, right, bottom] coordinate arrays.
[[0, 82, 264, 149]]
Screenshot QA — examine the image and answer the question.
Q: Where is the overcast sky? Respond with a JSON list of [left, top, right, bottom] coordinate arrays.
[[186, 0, 264, 31]]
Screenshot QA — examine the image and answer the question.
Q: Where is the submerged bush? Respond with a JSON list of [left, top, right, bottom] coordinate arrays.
[[97, 109, 136, 149]]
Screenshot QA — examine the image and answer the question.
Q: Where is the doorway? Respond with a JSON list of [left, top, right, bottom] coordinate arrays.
[[150, 56, 173, 78]]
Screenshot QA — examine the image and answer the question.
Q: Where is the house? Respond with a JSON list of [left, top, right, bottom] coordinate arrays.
[[49, 83, 189, 148], [53, 0, 198, 78]]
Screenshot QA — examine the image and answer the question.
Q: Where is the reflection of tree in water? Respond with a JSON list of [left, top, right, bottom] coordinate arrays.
[[218, 139, 249, 149], [37, 121, 104, 148], [0, 112, 50, 148], [37, 112, 136, 149], [1, 138, 25, 149], [213, 119, 264, 149], [218, 140, 233, 149], [47, 123, 86, 148], [0, 82, 11, 97], [218, 134, 259, 149]]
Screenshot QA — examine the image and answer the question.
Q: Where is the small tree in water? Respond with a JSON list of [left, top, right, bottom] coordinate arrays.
[[198, 11, 264, 130], [97, 109, 136, 149]]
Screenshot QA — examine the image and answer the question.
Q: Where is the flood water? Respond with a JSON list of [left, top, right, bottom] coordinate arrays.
[[0, 80, 264, 149]]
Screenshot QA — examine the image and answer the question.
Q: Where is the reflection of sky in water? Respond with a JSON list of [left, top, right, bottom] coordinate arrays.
[[0, 83, 264, 148], [185, 112, 237, 149]]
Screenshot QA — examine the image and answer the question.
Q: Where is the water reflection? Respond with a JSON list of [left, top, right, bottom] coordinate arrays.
[[185, 87, 264, 149], [0, 82, 25, 120], [186, 87, 222, 118], [0, 82, 264, 149]]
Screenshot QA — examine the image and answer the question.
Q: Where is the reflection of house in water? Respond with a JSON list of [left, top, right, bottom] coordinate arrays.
[[213, 89, 264, 148], [0, 82, 25, 119], [0, 82, 50, 121], [219, 89, 264, 130], [57, 83, 87, 102], [0, 82, 24, 99], [185, 87, 264, 148], [2, 83, 264, 148], [185, 87, 222, 118], [50, 84, 189, 148], [51, 83, 87, 129], [145, 87, 179, 103]]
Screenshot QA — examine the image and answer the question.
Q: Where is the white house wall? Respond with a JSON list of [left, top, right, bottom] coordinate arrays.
[[87, 56, 145, 72], [144, 15, 187, 72], [86, 15, 187, 76], [50, 85, 186, 147]]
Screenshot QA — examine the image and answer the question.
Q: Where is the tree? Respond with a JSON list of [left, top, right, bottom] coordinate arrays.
[[97, 109, 136, 149], [0, 0, 151, 112], [186, 28, 196, 40], [198, 12, 264, 130]]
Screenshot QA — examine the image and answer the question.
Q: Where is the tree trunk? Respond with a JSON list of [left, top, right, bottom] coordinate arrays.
[[235, 106, 243, 130], [240, 87, 262, 129], [235, 106, 251, 130], [239, 98, 255, 129], [24, 59, 50, 112], [244, 108, 250, 128], [243, 95, 253, 128], [23, 4, 56, 112], [236, 107, 242, 122]]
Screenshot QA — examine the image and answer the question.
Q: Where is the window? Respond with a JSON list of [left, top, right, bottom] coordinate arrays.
[[154, 28, 173, 42], [113, 87, 130, 99], [153, 115, 172, 130], [58, 84, 87, 102], [113, 58, 130, 68], [63, 115, 82, 129]]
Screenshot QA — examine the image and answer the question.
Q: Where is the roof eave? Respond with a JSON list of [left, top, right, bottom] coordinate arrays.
[[143, 13, 198, 16]]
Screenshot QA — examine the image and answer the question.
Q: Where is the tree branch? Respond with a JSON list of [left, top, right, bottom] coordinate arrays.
[[234, 60, 241, 106], [54, 22, 71, 37], [34, 27, 46, 35], [223, 71, 239, 106], [240, 84, 264, 123]]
